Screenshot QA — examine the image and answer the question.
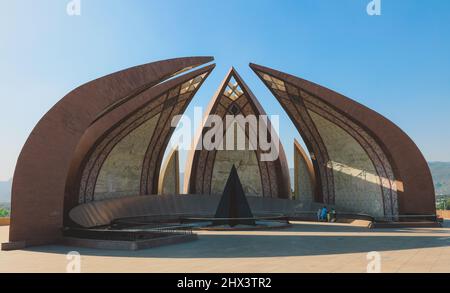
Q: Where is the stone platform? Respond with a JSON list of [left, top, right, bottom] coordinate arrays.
[[62, 234, 198, 251], [1, 220, 450, 273]]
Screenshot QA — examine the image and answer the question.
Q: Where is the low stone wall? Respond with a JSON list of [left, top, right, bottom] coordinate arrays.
[[437, 210, 450, 219], [0, 218, 10, 226]]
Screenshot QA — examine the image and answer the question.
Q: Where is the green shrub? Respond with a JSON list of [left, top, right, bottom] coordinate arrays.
[[0, 208, 9, 217], [436, 199, 450, 210]]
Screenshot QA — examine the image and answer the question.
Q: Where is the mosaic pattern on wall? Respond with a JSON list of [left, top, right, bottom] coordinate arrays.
[[252, 65, 399, 217], [184, 68, 291, 198], [78, 71, 211, 203]]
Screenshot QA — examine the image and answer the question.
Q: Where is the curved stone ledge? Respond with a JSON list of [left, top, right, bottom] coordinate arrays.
[[69, 194, 303, 228]]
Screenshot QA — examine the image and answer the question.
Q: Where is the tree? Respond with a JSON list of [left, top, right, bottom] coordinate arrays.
[[436, 199, 450, 210], [0, 208, 10, 217]]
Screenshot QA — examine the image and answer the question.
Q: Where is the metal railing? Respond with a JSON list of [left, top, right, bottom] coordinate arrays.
[[64, 222, 194, 242], [179, 213, 289, 224]]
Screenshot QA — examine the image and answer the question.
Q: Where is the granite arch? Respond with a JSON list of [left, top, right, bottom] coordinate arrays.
[[250, 63, 435, 218]]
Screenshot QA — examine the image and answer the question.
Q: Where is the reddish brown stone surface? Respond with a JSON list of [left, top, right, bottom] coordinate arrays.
[[9, 57, 214, 247], [250, 63, 436, 216], [68, 64, 214, 208], [7, 57, 435, 250]]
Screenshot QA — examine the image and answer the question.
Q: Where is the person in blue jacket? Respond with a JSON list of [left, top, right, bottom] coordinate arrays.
[[320, 206, 328, 221]]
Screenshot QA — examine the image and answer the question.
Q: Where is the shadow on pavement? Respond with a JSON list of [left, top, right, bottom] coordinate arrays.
[[24, 221, 450, 258]]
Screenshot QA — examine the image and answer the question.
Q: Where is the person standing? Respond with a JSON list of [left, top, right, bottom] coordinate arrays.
[[330, 209, 337, 222], [321, 206, 328, 221]]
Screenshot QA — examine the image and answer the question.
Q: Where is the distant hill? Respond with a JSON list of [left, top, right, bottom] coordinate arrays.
[[429, 162, 450, 195], [0, 179, 12, 203]]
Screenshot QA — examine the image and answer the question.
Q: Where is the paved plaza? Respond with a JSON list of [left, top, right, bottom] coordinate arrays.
[[1, 221, 449, 273]]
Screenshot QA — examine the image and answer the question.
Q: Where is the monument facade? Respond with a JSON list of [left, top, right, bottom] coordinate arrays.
[[4, 57, 436, 249]]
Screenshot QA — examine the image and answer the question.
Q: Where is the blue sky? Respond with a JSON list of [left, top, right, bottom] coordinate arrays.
[[1, 0, 450, 181]]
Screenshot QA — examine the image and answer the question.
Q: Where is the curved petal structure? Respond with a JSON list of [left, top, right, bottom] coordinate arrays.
[[5, 57, 436, 250], [9, 57, 214, 247], [250, 63, 435, 218], [184, 68, 291, 198], [69, 64, 214, 207]]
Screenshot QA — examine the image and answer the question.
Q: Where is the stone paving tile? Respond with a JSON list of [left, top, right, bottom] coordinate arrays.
[[1, 221, 449, 273]]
